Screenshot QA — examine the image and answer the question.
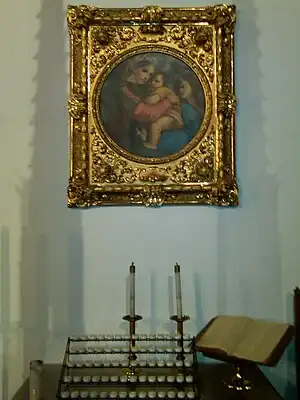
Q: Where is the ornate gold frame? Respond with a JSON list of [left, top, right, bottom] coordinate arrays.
[[67, 4, 238, 208]]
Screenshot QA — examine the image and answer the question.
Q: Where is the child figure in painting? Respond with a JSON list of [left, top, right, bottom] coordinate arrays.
[[137, 72, 183, 149]]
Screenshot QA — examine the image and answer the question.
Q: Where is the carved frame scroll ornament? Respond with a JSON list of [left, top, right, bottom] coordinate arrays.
[[67, 4, 238, 208]]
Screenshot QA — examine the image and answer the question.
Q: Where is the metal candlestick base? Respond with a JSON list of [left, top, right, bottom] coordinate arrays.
[[122, 314, 143, 366], [224, 365, 252, 392], [170, 315, 190, 361]]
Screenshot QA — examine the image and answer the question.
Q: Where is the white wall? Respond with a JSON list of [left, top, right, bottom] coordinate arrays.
[[0, 0, 299, 398]]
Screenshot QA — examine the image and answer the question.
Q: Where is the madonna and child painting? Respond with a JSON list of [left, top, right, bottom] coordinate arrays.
[[99, 52, 206, 158]]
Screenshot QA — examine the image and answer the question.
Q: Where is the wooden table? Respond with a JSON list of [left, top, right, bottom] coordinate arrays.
[[12, 362, 282, 400]]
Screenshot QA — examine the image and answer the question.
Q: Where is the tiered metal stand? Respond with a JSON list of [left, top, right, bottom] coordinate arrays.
[[56, 333, 200, 399]]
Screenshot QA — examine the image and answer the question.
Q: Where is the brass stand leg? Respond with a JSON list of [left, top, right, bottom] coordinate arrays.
[[225, 365, 252, 392], [122, 314, 142, 378]]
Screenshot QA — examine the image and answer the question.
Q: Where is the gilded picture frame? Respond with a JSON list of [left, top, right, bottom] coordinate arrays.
[[67, 4, 238, 208]]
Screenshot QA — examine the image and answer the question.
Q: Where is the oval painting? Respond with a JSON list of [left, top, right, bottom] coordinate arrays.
[[98, 52, 206, 159]]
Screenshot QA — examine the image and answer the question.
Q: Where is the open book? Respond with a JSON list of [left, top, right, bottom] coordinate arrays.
[[195, 315, 294, 366]]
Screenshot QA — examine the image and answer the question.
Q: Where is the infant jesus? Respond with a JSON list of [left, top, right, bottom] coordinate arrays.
[[134, 72, 183, 149]]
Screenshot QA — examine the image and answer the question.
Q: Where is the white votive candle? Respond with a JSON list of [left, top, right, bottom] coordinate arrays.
[[139, 375, 147, 383], [186, 375, 193, 383], [100, 392, 108, 399], [187, 392, 195, 399], [177, 392, 185, 399], [119, 392, 128, 399], [80, 392, 89, 399], [167, 392, 176, 399], [167, 376, 175, 383], [148, 392, 156, 399], [71, 392, 79, 399], [61, 392, 70, 398]]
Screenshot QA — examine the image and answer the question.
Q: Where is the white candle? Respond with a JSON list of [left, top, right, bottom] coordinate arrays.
[[174, 263, 183, 318], [130, 263, 135, 317], [29, 360, 43, 400]]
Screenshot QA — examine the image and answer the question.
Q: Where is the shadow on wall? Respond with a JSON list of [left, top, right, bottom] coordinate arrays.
[[11, 0, 83, 398], [216, 0, 294, 397]]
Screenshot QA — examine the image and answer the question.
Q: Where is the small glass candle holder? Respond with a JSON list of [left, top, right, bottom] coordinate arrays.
[[61, 392, 70, 399], [73, 376, 81, 383], [71, 391, 79, 398], [90, 392, 98, 399], [82, 376, 90, 383], [184, 361, 192, 368], [158, 360, 165, 367], [167, 376, 175, 383], [139, 375, 147, 383], [111, 376, 119, 383], [158, 376, 165, 383], [101, 375, 109, 383], [63, 376, 72, 383], [167, 391, 176, 399], [80, 391, 89, 399], [158, 392, 166, 399], [130, 376, 137, 383], [119, 392, 128, 398], [100, 392, 108, 399], [166, 361, 174, 367], [187, 392, 195, 399], [109, 391, 118, 398], [92, 376, 100, 383], [85, 361, 93, 367], [67, 361, 75, 368], [139, 392, 147, 399], [148, 392, 156, 399], [148, 376, 156, 383], [120, 376, 128, 383], [129, 392, 137, 398], [93, 361, 102, 367], [186, 375, 193, 383], [139, 361, 147, 367], [176, 376, 184, 383], [177, 392, 185, 399], [175, 361, 183, 368]]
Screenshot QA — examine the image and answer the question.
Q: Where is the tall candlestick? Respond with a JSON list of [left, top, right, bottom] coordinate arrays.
[[130, 263, 135, 317], [174, 263, 183, 318]]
